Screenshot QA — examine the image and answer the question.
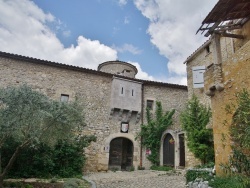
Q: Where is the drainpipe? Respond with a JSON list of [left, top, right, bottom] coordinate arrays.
[[140, 83, 144, 168]]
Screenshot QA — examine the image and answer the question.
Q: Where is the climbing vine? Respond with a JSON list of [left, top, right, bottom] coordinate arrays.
[[137, 101, 175, 166], [180, 95, 214, 164], [223, 89, 250, 180]]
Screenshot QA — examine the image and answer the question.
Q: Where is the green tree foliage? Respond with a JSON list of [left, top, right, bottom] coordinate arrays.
[[0, 85, 89, 186], [137, 101, 175, 165], [2, 137, 95, 178], [180, 95, 214, 164], [224, 89, 250, 180]]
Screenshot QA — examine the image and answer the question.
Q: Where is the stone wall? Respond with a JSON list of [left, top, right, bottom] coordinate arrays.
[[186, 19, 250, 175], [0, 56, 115, 171], [142, 84, 190, 168], [98, 61, 137, 78], [204, 39, 250, 175], [0, 54, 190, 172]]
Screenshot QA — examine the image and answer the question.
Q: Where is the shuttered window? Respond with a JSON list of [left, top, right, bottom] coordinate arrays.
[[192, 66, 206, 88]]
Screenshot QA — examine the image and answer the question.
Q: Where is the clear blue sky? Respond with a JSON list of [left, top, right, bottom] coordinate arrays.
[[0, 0, 218, 85]]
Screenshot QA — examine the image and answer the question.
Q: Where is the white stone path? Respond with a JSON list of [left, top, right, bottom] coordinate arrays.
[[84, 170, 186, 188]]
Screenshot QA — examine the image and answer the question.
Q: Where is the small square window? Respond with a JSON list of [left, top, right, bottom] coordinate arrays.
[[60, 94, 69, 102], [146, 100, 154, 110]]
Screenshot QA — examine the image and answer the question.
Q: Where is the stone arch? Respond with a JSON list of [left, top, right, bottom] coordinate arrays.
[[104, 133, 139, 170], [160, 130, 185, 169], [160, 130, 176, 167]]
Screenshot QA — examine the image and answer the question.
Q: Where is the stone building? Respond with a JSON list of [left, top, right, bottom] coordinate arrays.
[[184, 0, 250, 175], [0, 51, 191, 171]]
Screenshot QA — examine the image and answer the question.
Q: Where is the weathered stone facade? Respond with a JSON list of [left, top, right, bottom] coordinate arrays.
[[0, 52, 191, 171], [185, 16, 250, 174]]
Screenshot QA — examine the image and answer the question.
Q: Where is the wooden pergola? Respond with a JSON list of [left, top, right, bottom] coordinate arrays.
[[196, 0, 250, 95], [197, 0, 250, 38]]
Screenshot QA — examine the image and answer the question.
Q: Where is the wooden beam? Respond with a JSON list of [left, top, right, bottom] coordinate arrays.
[[205, 21, 221, 37], [199, 24, 242, 32], [214, 31, 244, 39]]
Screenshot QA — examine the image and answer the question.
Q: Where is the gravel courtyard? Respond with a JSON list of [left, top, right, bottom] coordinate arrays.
[[85, 170, 186, 188]]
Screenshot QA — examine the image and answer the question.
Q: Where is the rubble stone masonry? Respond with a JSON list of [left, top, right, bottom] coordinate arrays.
[[0, 54, 190, 171]]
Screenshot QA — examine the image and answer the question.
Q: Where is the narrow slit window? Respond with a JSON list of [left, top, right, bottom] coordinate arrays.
[[121, 87, 123, 94], [205, 46, 210, 54], [132, 89, 134, 96]]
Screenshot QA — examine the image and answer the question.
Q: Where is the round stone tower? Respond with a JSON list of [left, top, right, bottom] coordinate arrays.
[[97, 61, 138, 78]]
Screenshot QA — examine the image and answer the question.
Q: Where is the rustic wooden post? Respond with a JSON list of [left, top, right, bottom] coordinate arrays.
[[212, 33, 224, 91]]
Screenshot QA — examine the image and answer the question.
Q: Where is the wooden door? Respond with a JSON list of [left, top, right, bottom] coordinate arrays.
[[109, 138, 133, 170], [109, 138, 123, 169], [179, 134, 185, 167], [163, 134, 175, 167]]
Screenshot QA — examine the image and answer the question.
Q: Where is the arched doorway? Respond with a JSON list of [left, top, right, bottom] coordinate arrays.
[[109, 137, 133, 171], [163, 133, 175, 167]]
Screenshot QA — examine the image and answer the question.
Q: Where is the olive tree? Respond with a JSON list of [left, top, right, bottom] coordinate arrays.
[[0, 85, 86, 186]]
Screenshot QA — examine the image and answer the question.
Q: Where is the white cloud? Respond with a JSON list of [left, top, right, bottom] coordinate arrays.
[[58, 37, 117, 69], [133, 0, 218, 76], [0, 0, 216, 86], [118, 0, 128, 6], [0, 0, 117, 70], [130, 62, 155, 81], [113, 43, 142, 55], [154, 75, 187, 86]]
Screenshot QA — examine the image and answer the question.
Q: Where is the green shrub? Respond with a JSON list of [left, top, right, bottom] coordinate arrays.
[[129, 166, 135, 171], [209, 176, 250, 188], [63, 178, 90, 188], [63, 179, 81, 188], [2, 136, 95, 178], [138, 166, 145, 170], [110, 167, 119, 172], [195, 162, 215, 169], [150, 165, 172, 171], [137, 102, 175, 166], [185, 169, 212, 183], [3, 181, 23, 187], [50, 177, 58, 183], [24, 184, 34, 188], [180, 95, 214, 164]]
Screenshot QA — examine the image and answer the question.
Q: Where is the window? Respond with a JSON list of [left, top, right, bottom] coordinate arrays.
[[205, 45, 210, 54], [60, 94, 69, 102], [146, 100, 154, 110], [192, 66, 206, 88], [131, 88, 136, 97], [119, 85, 125, 96]]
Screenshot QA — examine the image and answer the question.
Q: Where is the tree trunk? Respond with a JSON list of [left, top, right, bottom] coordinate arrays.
[[0, 174, 3, 188], [0, 140, 30, 187]]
